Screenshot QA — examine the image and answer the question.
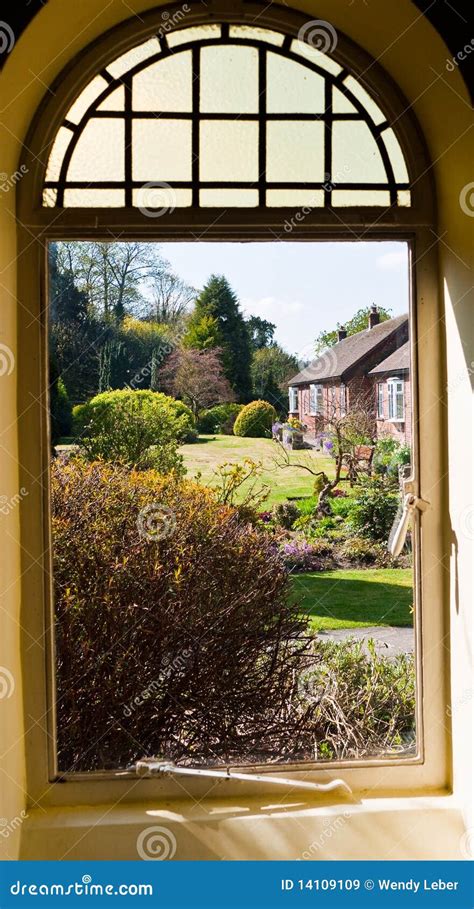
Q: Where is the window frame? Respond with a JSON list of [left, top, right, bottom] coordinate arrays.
[[309, 383, 324, 415], [288, 386, 298, 412], [377, 382, 384, 419], [387, 375, 405, 422], [16, 2, 450, 808]]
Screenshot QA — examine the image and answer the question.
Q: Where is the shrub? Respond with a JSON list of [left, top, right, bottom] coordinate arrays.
[[233, 399, 277, 438], [50, 376, 72, 444], [374, 438, 411, 478], [280, 539, 323, 572], [338, 536, 380, 565], [348, 476, 400, 542], [72, 389, 196, 471], [51, 458, 310, 770], [197, 403, 243, 434], [273, 501, 300, 529]]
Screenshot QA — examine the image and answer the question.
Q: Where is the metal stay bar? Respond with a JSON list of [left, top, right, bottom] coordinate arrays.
[[135, 759, 352, 794]]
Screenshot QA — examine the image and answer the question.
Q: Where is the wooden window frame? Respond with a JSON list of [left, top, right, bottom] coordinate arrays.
[[16, 2, 450, 809]]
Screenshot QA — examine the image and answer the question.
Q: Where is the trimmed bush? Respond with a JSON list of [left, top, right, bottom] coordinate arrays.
[[348, 476, 400, 542], [50, 376, 72, 444], [52, 458, 310, 770], [72, 389, 196, 471], [233, 399, 277, 438], [197, 403, 243, 435]]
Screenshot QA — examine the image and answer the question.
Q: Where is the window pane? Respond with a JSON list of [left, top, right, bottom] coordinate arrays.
[[332, 87, 357, 114], [332, 189, 391, 206], [167, 25, 221, 48], [66, 75, 109, 125], [266, 189, 324, 206], [229, 25, 284, 46], [200, 121, 259, 182], [63, 189, 125, 206], [42, 188, 57, 206], [397, 190, 411, 206], [343, 75, 386, 125], [291, 39, 342, 76], [133, 120, 192, 181], [106, 38, 160, 80], [267, 121, 325, 182], [45, 126, 74, 182], [267, 52, 325, 113], [67, 119, 125, 181], [200, 45, 259, 113], [133, 52, 192, 111], [199, 189, 259, 207], [382, 128, 409, 183], [332, 121, 387, 183], [133, 186, 192, 209], [97, 86, 124, 111]]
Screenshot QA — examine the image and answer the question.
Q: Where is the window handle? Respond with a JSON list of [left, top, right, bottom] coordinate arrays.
[[134, 759, 352, 795], [388, 492, 430, 558]]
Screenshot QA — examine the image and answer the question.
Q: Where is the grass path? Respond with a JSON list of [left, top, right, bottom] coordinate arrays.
[[290, 568, 413, 631], [179, 434, 339, 506]]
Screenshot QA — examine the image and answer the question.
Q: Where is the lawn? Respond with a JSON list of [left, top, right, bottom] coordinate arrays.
[[290, 568, 413, 631], [179, 434, 339, 506]]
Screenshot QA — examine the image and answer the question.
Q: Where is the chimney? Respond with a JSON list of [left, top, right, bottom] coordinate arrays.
[[337, 325, 347, 341], [368, 304, 380, 329]]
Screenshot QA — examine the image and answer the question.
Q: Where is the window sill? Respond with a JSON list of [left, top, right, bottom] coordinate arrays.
[[19, 794, 465, 861]]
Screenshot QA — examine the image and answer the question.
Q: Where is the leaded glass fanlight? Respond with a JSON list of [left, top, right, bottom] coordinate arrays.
[[42, 23, 411, 210]]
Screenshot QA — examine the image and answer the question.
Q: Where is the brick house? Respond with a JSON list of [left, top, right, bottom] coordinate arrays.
[[369, 340, 411, 445], [287, 308, 411, 444]]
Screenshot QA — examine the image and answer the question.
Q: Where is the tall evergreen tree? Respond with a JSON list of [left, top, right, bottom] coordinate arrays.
[[185, 275, 252, 402]]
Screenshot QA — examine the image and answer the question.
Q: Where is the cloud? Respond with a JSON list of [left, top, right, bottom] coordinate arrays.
[[376, 250, 407, 270], [241, 296, 305, 318]]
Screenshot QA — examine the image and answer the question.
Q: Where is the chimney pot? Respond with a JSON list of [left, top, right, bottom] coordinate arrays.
[[368, 305, 380, 329], [337, 326, 347, 341]]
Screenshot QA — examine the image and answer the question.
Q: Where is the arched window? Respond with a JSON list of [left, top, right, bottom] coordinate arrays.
[[37, 21, 414, 213]]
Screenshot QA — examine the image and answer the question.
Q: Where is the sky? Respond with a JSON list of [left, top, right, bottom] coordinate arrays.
[[159, 241, 410, 360]]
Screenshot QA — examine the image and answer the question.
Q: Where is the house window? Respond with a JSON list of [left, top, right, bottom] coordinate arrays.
[[387, 377, 404, 421], [377, 383, 384, 418], [309, 383, 324, 415], [289, 387, 298, 412]]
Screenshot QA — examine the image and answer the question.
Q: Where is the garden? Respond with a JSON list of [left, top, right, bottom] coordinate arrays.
[[49, 241, 416, 772]]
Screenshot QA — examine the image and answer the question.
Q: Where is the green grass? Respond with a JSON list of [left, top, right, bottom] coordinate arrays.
[[179, 434, 340, 507], [290, 568, 413, 631]]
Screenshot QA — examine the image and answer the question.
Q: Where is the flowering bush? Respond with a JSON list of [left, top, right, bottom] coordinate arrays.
[[52, 458, 310, 770], [280, 539, 323, 572]]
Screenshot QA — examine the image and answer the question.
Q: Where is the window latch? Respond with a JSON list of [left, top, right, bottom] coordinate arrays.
[[134, 759, 352, 795], [388, 491, 430, 558]]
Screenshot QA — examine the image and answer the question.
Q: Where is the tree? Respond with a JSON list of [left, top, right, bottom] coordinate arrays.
[[183, 313, 221, 350], [49, 244, 89, 325], [314, 305, 392, 354], [246, 316, 276, 351], [159, 347, 234, 418], [251, 345, 299, 414], [184, 275, 252, 402], [144, 271, 196, 325]]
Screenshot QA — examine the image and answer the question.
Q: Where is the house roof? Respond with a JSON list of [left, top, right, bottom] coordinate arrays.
[[288, 314, 409, 385], [369, 340, 410, 375]]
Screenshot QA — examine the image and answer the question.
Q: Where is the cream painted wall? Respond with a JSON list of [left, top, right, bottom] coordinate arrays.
[[0, 0, 472, 859]]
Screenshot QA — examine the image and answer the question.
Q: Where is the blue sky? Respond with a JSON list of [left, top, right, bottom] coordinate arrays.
[[159, 241, 409, 359]]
